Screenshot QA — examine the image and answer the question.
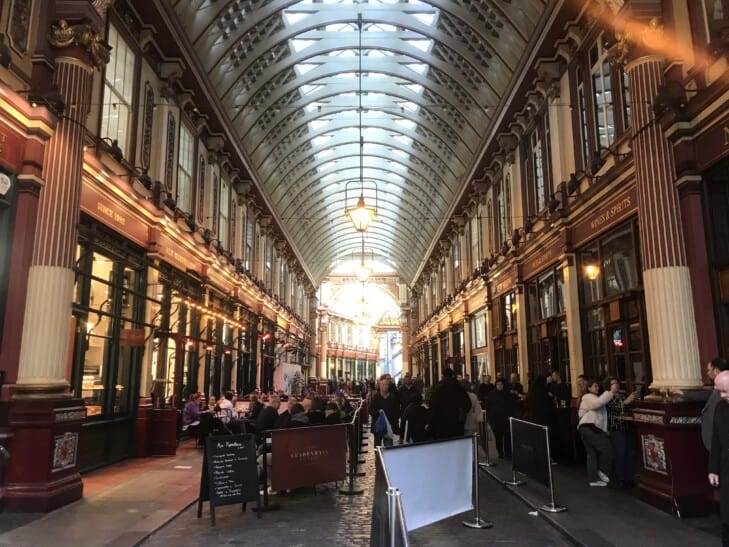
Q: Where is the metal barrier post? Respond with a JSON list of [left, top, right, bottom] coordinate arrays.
[[478, 410, 496, 469], [387, 487, 398, 547], [256, 432, 281, 512], [340, 402, 365, 495], [503, 417, 525, 487], [540, 426, 567, 513], [463, 434, 494, 529]]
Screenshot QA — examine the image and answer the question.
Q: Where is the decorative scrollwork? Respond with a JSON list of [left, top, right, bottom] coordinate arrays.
[[48, 19, 111, 70]]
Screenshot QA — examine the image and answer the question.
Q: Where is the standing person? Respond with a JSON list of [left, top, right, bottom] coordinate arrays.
[[478, 374, 494, 405], [256, 395, 281, 442], [485, 378, 514, 458], [548, 370, 573, 461], [401, 393, 430, 443], [429, 368, 472, 439], [703, 357, 729, 452], [398, 373, 419, 414], [578, 379, 616, 487], [708, 371, 729, 545], [463, 385, 484, 437], [369, 376, 400, 446], [605, 378, 638, 488]]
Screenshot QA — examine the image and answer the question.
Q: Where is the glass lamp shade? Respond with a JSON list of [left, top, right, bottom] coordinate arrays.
[[346, 194, 375, 232], [355, 263, 372, 282], [584, 264, 600, 281]]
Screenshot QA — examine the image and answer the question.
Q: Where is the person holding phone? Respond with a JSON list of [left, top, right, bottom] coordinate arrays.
[[605, 377, 638, 488]]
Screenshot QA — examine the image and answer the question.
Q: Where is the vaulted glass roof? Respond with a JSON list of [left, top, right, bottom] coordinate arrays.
[[170, 0, 551, 285]]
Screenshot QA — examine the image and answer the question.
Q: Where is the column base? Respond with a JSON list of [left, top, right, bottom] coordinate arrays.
[[632, 400, 714, 517], [3, 397, 86, 512]]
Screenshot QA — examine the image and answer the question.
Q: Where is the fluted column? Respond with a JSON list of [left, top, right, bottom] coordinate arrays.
[[318, 310, 329, 381], [625, 53, 702, 389], [16, 20, 109, 395]]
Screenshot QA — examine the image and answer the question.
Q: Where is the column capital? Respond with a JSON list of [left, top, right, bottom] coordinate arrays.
[[608, 16, 667, 69], [48, 19, 111, 70]]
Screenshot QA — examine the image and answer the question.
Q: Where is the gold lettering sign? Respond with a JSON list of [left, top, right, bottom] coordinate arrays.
[[96, 200, 126, 226], [530, 248, 553, 272], [724, 125, 729, 147], [589, 196, 632, 231]]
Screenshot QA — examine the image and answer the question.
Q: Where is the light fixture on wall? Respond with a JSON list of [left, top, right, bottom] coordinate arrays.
[[584, 264, 600, 281], [344, 13, 376, 233]]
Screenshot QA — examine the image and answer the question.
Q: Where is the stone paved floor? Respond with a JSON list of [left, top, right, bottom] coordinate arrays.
[[142, 439, 570, 547]]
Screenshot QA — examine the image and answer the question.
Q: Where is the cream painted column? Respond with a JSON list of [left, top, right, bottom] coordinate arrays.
[[515, 286, 529, 387], [317, 309, 329, 381], [625, 50, 702, 390], [400, 318, 410, 375], [462, 316, 472, 378], [16, 21, 109, 395], [561, 256, 584, 397], [485, 303, 496, 379]]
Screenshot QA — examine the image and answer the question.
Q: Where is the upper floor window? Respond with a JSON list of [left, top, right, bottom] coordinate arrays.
[[101, 25, 135, 157], [7, 0, 33, 54], [470, 215, 480, 267], [705, 1, 729, 43], [177, 125, 194, 212], [218, 179, 229, 247], [245, 211, 255, 271], [196, 155, 206, 223], [453, 237, 461, 283], [496, 185, 506, 247], [573, 34, 632, 172]]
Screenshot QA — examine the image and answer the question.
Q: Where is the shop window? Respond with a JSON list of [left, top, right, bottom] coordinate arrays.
[[602, 228, 638, 296], [526, 267, 569, 379], [101, 24, 136, 157], [72, 241, 149, 418]]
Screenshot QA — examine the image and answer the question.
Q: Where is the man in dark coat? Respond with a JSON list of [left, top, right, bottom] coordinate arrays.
[[485, 378, 515, 458], [398, 373, 419, 413], [428, 368, 471, 439], [548, 370, 573, 461], [703, 357, 729, 452], [709, 370, 729, 545]]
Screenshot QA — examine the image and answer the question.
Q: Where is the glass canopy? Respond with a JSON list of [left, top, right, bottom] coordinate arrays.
[[170, 0, 549, 284]]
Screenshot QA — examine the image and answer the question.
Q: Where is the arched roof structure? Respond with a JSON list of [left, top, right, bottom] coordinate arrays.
[[169, 0, 554, 284]]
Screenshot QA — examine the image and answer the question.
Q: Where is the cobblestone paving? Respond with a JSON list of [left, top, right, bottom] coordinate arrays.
[[142, 436, 571, 547]]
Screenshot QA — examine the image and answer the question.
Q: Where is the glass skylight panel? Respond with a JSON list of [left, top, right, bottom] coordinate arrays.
[[406, 40, 431, 52], [334, 72, 356, 80], [315, 149, 333, 160], [404, 83, 424, 94], [392, 149, 408, 159], [319, 160, 336, 172], [405, 63, 427, 75], [396, 119, 416, 130], [321, 172, 337, 181], [394, 135, 412, 146], [283, 12, 310, 26], [310, 119, 330, 130], [295, 64, 318, 75], [291, 39, 316, 53], [326, 23, 355, 32], [388, 160, 406, 170], [312, 135, 332, 146], [388, 174, 404, 184], [301, 84, 323, 95], [328, 49, 356, 57], [368, 50, 394, 57], [326, 182, 339, 191], [413, 13, 437, 26], [369, 23, 397, 32]]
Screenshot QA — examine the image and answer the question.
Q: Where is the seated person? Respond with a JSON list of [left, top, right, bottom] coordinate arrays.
[[217, 390, 235, 423], [335, 391, 354, 418], [324, 401, 342, 425], [289, 403, 310, 427], [247, 394, 264, 421], [256, 395, 281, 442], [182, 392, 203, 430], [274, 407, 292, 429]]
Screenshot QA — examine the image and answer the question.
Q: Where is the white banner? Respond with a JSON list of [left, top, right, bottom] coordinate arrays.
[[381, 437, 474, 531]]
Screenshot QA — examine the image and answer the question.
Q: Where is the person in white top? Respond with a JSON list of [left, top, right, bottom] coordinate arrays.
[[578, 378, 616, 487]]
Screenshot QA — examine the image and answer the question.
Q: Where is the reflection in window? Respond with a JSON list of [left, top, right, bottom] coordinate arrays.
[[591, 38, 614, 147], [602, 229, 638, 296], [8, 0, 32, 54]]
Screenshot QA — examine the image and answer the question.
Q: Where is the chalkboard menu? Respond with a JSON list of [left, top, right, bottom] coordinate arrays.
[[197, 434, 260, 525]]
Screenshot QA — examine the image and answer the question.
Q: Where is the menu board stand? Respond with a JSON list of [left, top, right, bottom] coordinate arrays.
[[197, 433, 261, 526]]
